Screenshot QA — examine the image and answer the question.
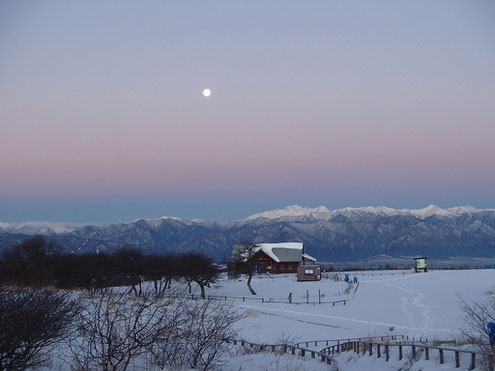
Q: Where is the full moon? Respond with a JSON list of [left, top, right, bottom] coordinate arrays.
[[202, 88, 211, 97]]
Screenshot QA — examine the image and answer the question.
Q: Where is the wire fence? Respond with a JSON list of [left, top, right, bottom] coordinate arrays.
[[179, 292, 348, 306]]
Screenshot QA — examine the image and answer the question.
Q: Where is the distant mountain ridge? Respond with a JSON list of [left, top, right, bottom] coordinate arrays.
[[245, 204, 489, 220], [1, 205, 494, 262]]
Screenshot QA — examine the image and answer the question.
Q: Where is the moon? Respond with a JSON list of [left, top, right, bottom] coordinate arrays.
[[202, 88, 211, 97]]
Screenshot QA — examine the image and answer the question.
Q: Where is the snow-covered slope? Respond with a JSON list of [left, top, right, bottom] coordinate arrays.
[[0, 221, 78, 235], [207, 269, 494, 370], [246, 204, 490, 221], [245, 205, 331, 220]]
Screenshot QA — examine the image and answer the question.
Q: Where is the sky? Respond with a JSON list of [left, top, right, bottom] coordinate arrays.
[[1, 0, 494, 223]]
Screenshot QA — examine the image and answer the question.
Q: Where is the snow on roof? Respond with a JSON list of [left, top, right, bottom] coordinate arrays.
[[302, 253, 317, 262], [231, 242, 304, 263], [256, 242, 303, 263]]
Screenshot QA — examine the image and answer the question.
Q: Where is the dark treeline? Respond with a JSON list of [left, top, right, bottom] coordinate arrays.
[[0, 236, 219, 298]]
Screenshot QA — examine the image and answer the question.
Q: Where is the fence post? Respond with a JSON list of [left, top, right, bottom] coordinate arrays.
[[385, 344, 389, 361], [455, 351, 460, 368], [425, 347, 429, 361], [301, 349, 305, 357], [319, 289, 321, 304], [369, 343, 372, 356], [377, 344, 381, 358], [439, 349, 444, 364], [311, 351, 315, 359], [412, 345, 416, 359], [399, 345, 403, 360]]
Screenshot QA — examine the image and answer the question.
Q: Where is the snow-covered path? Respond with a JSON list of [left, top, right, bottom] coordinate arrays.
[[365, 274, 436, 334]]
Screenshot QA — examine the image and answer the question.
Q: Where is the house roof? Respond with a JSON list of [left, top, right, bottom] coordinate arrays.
[[232, 242, 304, 263], [302, 253, 317, 262]]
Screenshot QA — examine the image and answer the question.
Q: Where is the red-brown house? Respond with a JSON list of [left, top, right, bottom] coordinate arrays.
[[231, 242, 316, 274]]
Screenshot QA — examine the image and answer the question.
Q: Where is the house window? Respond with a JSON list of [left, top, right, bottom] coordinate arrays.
[[304, 269, 314, 275]]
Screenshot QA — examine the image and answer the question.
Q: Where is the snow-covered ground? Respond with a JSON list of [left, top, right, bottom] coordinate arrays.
[[195, 268, 494, 370], [38, 269, 493, 370]]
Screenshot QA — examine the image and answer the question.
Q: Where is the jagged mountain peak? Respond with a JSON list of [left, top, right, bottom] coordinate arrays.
[[132, 216, 196, 228], [335, 206, 399, 217], [245, 205, 331, 220], [245, 204, 487, 221]]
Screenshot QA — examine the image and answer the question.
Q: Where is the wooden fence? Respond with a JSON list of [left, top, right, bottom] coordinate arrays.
[[186, 293, 347, 306], [293, 334, 406, 349], [225, 338, 338, 368], [322, 339, 495, 370]]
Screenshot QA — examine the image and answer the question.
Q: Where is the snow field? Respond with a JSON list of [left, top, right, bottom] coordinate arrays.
[[192, 268, 494, 370]]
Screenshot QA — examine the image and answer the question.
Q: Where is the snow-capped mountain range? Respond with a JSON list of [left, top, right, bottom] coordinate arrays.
[[1, 205, 494, 261], [244, 204, 487, 220]]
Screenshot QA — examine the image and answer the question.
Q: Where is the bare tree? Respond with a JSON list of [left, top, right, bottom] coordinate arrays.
[[183, 300, 241, 370], [0, 286, 80, 371], [460, 294, 495, 351], [0, 236, 60, 287], [70, 289, 241, 371], [180, 253, 220, 299], [69, 289, 177, 371], [144, 254, 177, 295], [149, 299, 242, 371], [231, 243, 258, 295]]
